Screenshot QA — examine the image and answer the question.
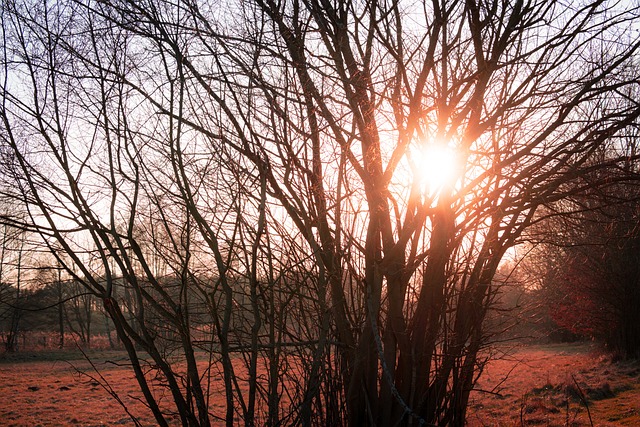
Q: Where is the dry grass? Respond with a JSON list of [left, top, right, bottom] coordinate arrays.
[[0, 343, 638, 426], [0, 350, 160, 426], [468, 343, 640, 426]]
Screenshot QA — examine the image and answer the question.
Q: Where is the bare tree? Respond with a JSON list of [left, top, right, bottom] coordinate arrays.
[[522, 173, 640, 358], [1, 0, 640, 425], [0, 224, 27, 352]]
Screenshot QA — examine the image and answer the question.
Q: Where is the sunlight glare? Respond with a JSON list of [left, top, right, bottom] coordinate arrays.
[[414, 143, 458, 195]]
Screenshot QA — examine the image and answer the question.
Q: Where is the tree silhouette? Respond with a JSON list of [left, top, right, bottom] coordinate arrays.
[[1, 0, 640, 425]]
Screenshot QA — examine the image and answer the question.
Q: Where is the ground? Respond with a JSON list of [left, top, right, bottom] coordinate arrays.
[[0, 350, 159, 426], [468, 343, 640, 426], [0, 343, 638, 426]]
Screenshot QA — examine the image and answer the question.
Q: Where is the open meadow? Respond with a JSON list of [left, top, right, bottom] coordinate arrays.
[[469, 343, 640, 426], [0, 343, 638, 426]]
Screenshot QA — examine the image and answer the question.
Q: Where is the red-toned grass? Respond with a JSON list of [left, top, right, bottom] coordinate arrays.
[[468, 343, 640, 426], [1, 343, 639, 426], [0, 350, 299, 426], [0, 350, 159, 426]]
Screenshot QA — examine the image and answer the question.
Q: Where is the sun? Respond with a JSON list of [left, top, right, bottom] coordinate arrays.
[[413, 143, 458, 195]]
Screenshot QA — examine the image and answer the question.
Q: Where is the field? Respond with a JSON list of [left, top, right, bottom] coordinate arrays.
[[469, 343, 640, 426], [0, 343, 638, 426]]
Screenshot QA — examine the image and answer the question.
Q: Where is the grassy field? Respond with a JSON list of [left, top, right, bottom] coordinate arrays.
[[468, 343, 640, 426], [0, 350, 160, 426], [0, 343, 638, 426]]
